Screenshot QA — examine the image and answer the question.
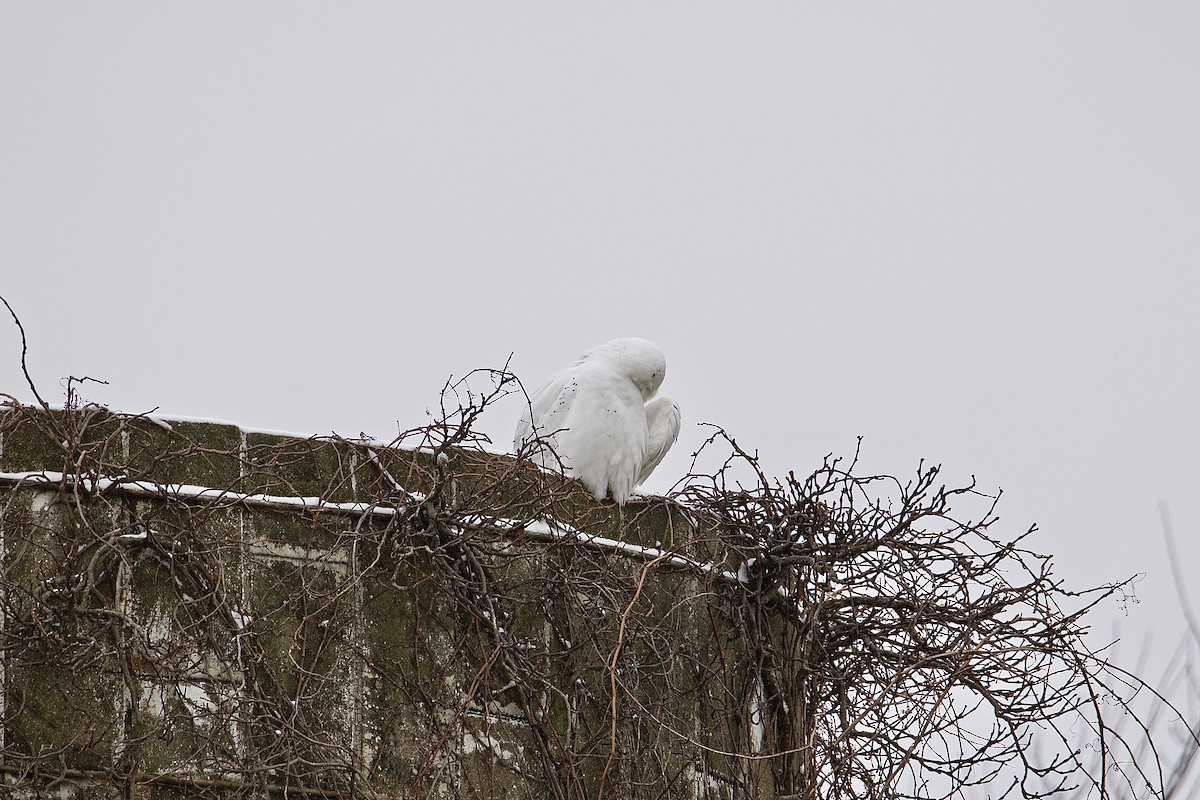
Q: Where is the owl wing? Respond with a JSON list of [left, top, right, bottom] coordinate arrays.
[[637, 395, 681, 487]]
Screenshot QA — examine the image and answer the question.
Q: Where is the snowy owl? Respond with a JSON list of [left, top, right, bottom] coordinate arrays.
[[514, 338, 682, 506]]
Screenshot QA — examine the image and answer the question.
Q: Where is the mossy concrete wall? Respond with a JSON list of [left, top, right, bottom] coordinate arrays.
[[0, 406, 749, 799]]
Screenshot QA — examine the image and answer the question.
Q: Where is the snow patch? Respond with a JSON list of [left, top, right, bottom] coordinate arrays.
[[463, 731, 522, 763]]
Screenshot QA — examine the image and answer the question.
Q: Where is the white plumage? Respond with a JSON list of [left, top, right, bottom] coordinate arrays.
[[514, 338, 681, 505]]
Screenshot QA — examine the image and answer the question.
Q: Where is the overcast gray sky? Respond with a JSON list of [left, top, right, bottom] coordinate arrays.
[[2, 3, 1198, 702]]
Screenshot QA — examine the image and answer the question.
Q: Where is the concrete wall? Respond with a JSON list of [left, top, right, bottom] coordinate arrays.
[[0, 405, 758, 799]]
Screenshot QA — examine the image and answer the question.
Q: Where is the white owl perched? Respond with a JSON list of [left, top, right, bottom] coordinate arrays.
[[514, 338, 682, 506]]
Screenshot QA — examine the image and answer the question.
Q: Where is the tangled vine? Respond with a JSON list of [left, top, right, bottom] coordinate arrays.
[[0, 348, 1192, 799]]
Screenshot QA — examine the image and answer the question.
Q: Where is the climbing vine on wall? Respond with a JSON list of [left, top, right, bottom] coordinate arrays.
[[0, 333, 1190, 799]]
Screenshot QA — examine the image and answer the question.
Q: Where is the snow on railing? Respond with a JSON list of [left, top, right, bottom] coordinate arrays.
[[0, 469, 742, 588]]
